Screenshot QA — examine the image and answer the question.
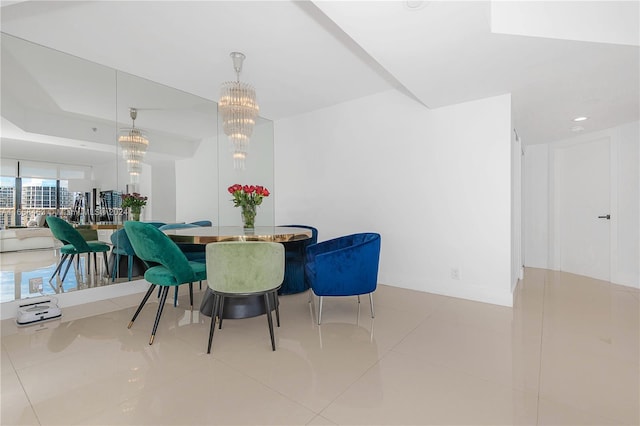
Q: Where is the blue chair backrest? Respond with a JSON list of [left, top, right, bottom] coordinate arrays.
[[190, 220, 212, 227], [280, 224, 318, 245], [110, 228, 136, 255], [145, 222, 167, 228], [306, 232, 381, 296], [158, 223, 200, 231]]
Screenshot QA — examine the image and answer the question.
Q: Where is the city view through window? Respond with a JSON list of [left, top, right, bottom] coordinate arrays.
[[0, 177, 75, 228]]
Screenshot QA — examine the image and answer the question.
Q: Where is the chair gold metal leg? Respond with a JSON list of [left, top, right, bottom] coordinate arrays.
[[129, 284, 156, 328]]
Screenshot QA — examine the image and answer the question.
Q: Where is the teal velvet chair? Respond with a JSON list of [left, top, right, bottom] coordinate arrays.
[[278, 225, 318, 295], [46, 216, 110, 285], [110, 228, 136, 282], [305, 233, 381, 325], [124, 221, 207, 345], [159, 222, 206, 295], [206, 242, 284, 353]]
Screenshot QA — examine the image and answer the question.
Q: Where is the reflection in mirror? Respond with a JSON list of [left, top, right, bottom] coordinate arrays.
[[0, 32, 275, 311], [115, 70, 218, 223], [1, 33, 118, 304]]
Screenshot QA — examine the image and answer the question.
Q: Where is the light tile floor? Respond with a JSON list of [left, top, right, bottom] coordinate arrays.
[[1, 268, 638, 425]]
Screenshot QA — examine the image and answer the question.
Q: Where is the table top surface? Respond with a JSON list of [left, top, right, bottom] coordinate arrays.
[[75, 223, 122, 230], [164, 226, 312, 244]]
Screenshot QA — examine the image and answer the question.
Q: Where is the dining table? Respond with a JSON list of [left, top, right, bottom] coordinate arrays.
[[164, 226, 313, 318]]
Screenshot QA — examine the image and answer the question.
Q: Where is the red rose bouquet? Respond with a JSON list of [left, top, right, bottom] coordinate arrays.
[[228, 184, 270, 229]]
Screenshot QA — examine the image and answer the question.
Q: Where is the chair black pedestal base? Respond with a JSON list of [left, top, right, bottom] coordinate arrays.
[[199, 288, 278, 319]]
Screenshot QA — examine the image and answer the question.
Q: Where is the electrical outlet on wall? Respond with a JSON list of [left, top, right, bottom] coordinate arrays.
[[450, 268, 460, 280], [29, 277, 44, 293]]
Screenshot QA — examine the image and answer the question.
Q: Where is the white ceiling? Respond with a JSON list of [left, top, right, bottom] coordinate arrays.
[[1, 0, 638, 167]]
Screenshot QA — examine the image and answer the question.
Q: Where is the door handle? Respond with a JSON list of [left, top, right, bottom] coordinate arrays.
[[597, 214, 611, 220]]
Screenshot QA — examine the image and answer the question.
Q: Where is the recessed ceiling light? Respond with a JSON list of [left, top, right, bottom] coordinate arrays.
[[573, 116, 588, 122], [404, 1, 429, 11]]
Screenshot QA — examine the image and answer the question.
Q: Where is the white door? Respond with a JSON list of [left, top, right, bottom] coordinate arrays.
[[556, 138, 611, 281]]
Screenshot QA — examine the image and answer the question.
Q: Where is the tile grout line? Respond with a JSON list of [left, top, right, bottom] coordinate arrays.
[[534, 271, 548, 426]]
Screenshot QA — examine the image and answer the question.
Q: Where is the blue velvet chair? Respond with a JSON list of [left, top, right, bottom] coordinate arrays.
[[124, 221, 207, 344], [305, 233, 381, 325], [110, 228, 136, 282], [278, 225, 318, 295]]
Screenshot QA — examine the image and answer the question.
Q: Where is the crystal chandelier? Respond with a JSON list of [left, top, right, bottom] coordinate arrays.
[[118, 108, 149, 183], [219, 52, 259, 169]]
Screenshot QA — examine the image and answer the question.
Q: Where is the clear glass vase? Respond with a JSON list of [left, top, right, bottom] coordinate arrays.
[[130, 206, 141, 221], [240, 204, 256, 229]]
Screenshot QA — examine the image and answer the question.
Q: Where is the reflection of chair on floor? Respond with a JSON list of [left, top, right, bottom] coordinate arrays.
[[305, 233, 381, 325], [206, 242, 285, 353], [46, 216, 110, 285], [110, 229, 136, 282], [124, 221, 207, 345], [278, 224, 318, 295]]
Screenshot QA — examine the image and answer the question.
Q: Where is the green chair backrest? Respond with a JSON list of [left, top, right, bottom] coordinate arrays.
[[206, 242, 284, 294], [124, 221, 196, 284], [46, 216, 91, 252]]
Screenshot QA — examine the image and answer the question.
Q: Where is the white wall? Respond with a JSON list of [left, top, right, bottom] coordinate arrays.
[[175, 136, 219, 224], [523, 121, 640, 288], [616, 121, 639, 286], [92, 158, 127, 193], [147, 161, 176, 223], [275, 90, 514, 306], [511, 127, 523, 292], [217, 119, 275, 227], [523, 144, 549, 268]]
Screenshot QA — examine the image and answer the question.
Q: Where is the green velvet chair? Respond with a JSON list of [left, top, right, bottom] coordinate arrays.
[[206, 242, 284, 353], [124, 221, 207, 345], [46, 216, 110, 285]]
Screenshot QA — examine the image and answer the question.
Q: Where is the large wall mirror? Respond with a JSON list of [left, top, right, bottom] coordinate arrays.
[[0, 32, 274, 307]]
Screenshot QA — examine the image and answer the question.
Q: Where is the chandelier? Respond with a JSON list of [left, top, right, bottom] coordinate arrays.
[[118, 107, 149, 183], [219, 52, 259, 169]]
